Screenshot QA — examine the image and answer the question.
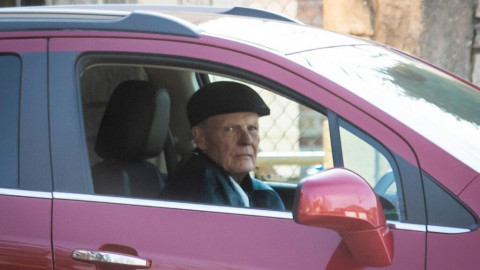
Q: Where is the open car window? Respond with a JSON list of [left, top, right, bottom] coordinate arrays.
[[79, 60, 407, 220], [79, 62, 333, 212]]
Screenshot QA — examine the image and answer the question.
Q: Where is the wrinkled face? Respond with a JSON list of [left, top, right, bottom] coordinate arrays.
[[193, 112, 259, 182]]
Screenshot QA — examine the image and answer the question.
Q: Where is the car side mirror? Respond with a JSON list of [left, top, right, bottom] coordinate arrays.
[[293, 168, 393, 267]]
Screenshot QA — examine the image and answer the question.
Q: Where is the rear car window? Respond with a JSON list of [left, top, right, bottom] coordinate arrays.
[[0, 55, 21, 188], [423, 173, 478, 230]]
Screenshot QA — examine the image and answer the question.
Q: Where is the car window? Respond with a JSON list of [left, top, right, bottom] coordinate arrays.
[[423, 173, 477, 231], [0, 55, 21, 189], [79, 62, 334, 211], [79, 59, 417, 222], [338, 119, 404, 221], [79, 60, 414, 220]]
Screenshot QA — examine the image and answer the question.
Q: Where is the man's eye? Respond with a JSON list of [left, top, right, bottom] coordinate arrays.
[[248, 125, 258, 131], [224, 126, 234, 132]]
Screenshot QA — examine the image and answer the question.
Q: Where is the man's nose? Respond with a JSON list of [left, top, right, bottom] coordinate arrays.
[[238, 128, 253, 144]]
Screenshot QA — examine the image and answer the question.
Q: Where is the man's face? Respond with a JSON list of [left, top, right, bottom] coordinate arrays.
[[193, 112, 260, 182]]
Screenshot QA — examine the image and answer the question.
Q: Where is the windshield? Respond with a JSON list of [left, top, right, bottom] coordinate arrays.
[[294, 45, 480, 172]]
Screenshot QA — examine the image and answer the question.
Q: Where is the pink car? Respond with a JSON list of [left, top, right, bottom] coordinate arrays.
[[0, 5, 478, 270]]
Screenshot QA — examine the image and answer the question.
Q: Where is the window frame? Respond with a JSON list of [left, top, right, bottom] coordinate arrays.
[[0, 40, 51, 193], [339, 117, 406, 222], [48, 35, 426, 226], [72, 52, 429, 224], [328, 111, 426, 225], [74, 54, 332, 211]]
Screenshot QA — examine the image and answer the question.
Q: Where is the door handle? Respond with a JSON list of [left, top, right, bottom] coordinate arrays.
[[72, 249, 151, 268]]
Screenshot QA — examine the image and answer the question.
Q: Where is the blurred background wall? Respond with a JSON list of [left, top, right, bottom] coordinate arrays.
[[6, 0, 480, 83]]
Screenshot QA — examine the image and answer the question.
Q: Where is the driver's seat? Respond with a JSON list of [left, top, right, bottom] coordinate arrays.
[[92, 80, 170, 198]]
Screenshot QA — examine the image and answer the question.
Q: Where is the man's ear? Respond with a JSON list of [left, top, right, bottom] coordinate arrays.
[[192, 126, 206, 151]]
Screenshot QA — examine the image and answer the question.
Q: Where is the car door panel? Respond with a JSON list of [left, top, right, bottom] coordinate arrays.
[[0, 39, 52, 269], [427, 230, 480, 270], [49, 36, 426, 269], [53, 195, 341, 269], [0, 193, 52, 269], [53, 194, 427, 270], [382, 230, 425, 270]]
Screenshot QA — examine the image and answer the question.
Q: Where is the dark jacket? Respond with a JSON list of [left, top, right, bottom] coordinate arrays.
[[165, 149, 285, 211]]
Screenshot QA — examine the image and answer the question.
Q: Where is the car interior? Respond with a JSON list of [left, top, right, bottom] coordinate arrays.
[[79, 58, 401, 216], [78, 55, 335, 212], [82, 64, 190, 192], [91, 80, 172, 198]]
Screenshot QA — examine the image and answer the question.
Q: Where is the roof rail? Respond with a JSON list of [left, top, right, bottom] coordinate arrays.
[[0, 9, 200, 37], [5, 4, 302, 24], [224, 7, 301, 24]]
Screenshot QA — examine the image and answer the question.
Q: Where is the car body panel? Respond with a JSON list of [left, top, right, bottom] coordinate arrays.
[[52, 193, 426, 270], [52, 194, 337, 269], [0, 38, 47, 52], [426, 229, 480, 270], [460, 174, 480, 214], [0, 193, 52, 269]]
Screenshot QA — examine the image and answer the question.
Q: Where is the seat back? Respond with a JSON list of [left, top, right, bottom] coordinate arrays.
[[92, 80, 170, 198]]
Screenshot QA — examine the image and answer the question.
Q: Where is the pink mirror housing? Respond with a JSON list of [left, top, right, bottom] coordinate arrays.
[[293, 168, 394, 267]]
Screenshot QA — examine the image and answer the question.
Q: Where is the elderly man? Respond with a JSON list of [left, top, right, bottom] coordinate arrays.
[[165, 81, 285, 211]]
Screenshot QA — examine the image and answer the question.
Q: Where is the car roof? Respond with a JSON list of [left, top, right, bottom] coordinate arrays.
[[0, 4, 371, 54]]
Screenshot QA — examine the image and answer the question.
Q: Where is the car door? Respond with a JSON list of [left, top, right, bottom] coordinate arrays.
[[0, 39, 52, 269], [49, 35, 425, 269]]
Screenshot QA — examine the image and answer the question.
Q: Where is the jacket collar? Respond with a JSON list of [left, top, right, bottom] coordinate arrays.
[[193, 148, 253, 192]]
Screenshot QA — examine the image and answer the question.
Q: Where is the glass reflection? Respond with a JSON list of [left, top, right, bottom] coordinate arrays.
[[295, 45, 480, 171], [197, 16, 368, 54]]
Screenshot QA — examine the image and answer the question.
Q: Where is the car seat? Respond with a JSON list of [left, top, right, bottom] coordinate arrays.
[[92, 80, 170, 198]]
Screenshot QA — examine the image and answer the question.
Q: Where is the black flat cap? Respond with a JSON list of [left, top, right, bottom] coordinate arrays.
[[187, 81, 270, 127]]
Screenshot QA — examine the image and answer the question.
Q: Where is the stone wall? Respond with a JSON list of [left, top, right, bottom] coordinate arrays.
[[421, 0, 475, 80], [323, 0, 477, 82], [372, 0, 423, 56], [472, 1, 480, 84], [323, 0, 374, 38]]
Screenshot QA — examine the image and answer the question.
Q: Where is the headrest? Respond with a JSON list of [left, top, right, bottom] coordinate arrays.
[[95, 80, 170, 161], [187, 81, 270, 127]]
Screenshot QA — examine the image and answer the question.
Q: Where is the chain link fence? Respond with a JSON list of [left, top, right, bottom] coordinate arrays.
[[255, 89, 328, 183], [209, 74, 329, 183]]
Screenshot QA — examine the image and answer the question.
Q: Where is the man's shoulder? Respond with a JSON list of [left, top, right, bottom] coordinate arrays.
[[249, 178, 286, 211], [170, 151, 231, 193], [165, 151, 228, 202], [174, 152, 218, 177]]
